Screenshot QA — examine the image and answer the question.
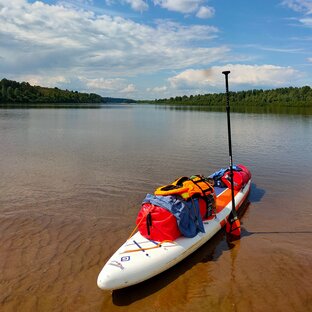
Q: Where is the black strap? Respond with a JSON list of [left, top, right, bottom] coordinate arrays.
[[190, 176, 214, 218], [146, 212, 152, 235], [190, 176, 213, 195]]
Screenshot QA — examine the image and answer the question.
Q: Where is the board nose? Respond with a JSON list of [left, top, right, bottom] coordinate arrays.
[[97, 268, 126, 290], [97, 271, 111, 290]]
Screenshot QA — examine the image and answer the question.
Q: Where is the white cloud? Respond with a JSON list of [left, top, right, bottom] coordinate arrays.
[[168, 64, 302, 90], [0, 0, 225, 88], [154, 20, 219, 42], [6, 1, 304, 100], [281, 1, 312, 27], [281, 0, 312, 14], [0, 1, 94, 48], [169, 69, 216, 88], [77, 77, 140, 95], [153, 0, 204, 14], [147, 86, 168, 92], [109, 0, 215, 16], [105, 0, 148, 11], [80, 77, 127, 90], [57, 0, 94, 8], [16, 75, 70, 88], [146, 85, 168, 97], [196, 6, 215, 19], [307, 57, 312, 62], [126, 0, 148, 11], [121, 83, 136, 93], [251, 45, 304, 53], [299, 17, 312, 26]]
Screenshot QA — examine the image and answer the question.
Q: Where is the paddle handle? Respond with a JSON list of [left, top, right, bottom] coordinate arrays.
[[222, 71, 233, 167], [222, 71, 238, 220]]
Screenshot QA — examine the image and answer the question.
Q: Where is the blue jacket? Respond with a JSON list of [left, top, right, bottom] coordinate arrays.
[[142, 194, 205, 238]]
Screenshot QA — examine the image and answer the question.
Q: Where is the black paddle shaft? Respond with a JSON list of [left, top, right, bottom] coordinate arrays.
[[222, 71, 238, 221]]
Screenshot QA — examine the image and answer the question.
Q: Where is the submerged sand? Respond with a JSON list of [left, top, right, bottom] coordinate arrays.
[[1, 190, 311, 312]]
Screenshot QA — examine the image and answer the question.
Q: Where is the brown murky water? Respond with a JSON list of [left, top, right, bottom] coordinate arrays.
[[0, 105, 311, 312]]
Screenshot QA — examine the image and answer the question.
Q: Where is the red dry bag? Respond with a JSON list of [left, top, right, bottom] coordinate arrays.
[[136, 203, 181, 241], [221, 164, 251, 190]]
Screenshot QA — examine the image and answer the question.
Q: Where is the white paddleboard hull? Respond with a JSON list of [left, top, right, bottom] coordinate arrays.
[[97, 179, 251, 290]]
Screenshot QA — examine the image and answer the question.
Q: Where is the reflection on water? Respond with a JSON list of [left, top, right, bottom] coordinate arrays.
[[0, 103, 132, 109], [155, 104, 312, 116], [1, 102, 312, 115], [0, 104, 311, 312]]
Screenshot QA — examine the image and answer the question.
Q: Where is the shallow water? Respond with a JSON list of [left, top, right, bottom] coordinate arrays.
[[0, 105, 311, 312]]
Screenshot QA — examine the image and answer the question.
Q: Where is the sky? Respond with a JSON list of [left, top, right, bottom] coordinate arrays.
[[1, 0, 312, 99]]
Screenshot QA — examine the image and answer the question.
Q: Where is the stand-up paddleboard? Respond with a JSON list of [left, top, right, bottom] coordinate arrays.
[[97, 173, 251, 291], [98, 71, 250, 291]]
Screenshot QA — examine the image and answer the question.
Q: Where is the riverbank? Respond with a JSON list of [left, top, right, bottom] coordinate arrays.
[[140, 86, 312, 110]]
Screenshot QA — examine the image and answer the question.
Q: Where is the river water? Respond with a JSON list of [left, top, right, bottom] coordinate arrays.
[[0, 104, 311, 312]]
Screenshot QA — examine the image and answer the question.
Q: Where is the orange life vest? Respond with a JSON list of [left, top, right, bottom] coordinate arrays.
[[155, 175, 216, 219], [155, 175, 215, 200]]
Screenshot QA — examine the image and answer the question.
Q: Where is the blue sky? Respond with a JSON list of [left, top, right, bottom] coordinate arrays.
[[1, 0, 312, 99]]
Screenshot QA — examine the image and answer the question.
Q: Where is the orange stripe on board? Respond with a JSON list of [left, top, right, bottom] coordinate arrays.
[[216, 188, 239, 213]]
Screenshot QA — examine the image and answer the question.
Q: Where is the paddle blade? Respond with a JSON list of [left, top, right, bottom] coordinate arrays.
[[226, 215, 241, 241]]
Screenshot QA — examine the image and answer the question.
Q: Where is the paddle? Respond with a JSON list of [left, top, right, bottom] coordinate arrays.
[[222, 70, 241, 240]]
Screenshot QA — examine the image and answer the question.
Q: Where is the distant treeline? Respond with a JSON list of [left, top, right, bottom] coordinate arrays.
[[147, 86, 312, 107], [0, 78, 104, 103], [103, 97, 136, 103], [0, 78, 135, 104]]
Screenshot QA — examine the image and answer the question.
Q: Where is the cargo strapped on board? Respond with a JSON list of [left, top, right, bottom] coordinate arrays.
[[154, 175, 216, 219]]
